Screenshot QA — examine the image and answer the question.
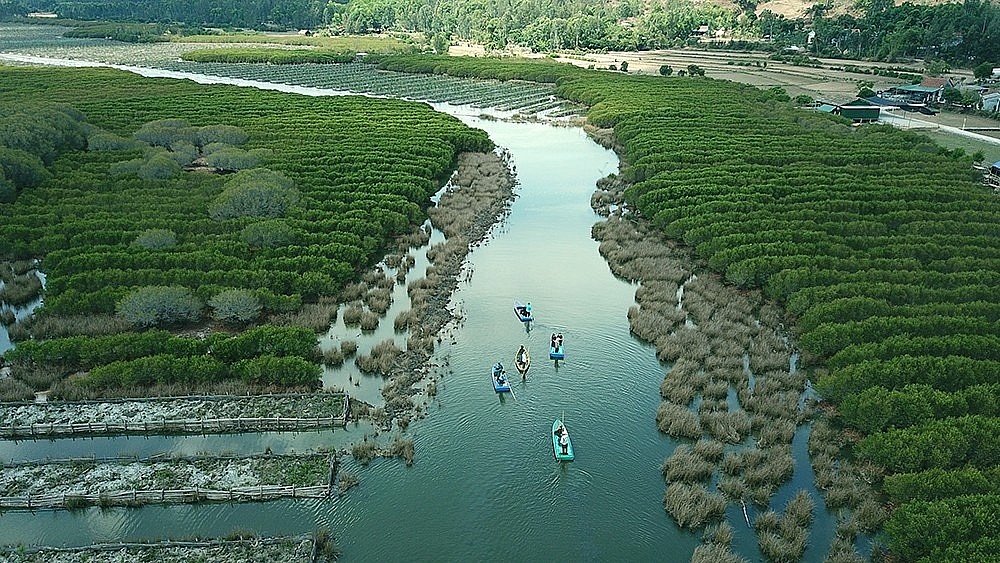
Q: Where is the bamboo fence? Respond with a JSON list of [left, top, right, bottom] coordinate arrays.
[[0, 534, 311, 556], [1, 484, 332, 510], [1, 396, 350, 439], [0, 391, 347, 407]]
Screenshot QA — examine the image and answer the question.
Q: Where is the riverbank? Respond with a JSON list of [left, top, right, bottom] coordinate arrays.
[[366, 149, 517, 430], [590, 174, 881, 560]]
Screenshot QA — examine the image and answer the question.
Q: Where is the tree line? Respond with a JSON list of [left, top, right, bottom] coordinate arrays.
[[3, 0, 996, 66]]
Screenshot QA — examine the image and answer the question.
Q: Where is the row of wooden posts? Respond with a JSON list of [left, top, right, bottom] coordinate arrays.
[[0, 534, 312, 556], [1, 415, 347, 439], [1, 484, 333, 510], [1, 395, 350, 439]]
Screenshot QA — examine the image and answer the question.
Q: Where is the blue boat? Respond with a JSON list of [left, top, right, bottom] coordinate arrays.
[[552, 419, 574, 461], [514, 299, 533, 322], [549, 333, 565, 360], [491, 362, 511, 393]]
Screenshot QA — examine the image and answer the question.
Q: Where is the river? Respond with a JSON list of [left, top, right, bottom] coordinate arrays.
[[0, 54, 840, 561]]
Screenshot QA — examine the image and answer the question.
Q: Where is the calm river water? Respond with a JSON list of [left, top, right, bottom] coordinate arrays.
[[0, 58, 838, 560]]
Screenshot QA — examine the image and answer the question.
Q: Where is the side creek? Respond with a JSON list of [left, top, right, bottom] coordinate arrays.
[[0, 59, 839, 561]]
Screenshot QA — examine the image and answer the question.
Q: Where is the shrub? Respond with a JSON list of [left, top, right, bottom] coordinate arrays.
[[116, 285, 202, 327], [136, 152, 182, 180], [208, 168, 299, 220], [131, 228, 177, 250], [241, 220, 298, 248], [208, 288, 262, 324], [205, 146, 259, 171], [232, 355, 321, 387], [133, 118, 197, 147]]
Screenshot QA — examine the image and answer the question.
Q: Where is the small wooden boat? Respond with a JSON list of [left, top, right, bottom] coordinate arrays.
[[491, 363, 511, 393], [552, 419, 574, 461], [514, 347, 530, 376], [513, 299, 533, 322], [549, 334, 565, 360]]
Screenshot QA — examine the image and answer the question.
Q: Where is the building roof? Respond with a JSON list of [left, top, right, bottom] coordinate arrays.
[[864, 96, 937, 115], [920, 77, 949, 88], [896, 84, 943, 93]]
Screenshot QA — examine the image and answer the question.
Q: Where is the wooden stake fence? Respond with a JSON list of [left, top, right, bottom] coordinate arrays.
[[1, 395, 350, 439], [0, 534, 311, 556], [1, 484, 332, 510]]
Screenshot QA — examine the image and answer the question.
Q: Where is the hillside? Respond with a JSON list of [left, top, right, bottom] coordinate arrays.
[[699, 0, 955, 19]]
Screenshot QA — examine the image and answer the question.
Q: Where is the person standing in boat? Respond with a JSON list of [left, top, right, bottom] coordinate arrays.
[[525, 302, 531, 315], [517, 345, 527, 363]]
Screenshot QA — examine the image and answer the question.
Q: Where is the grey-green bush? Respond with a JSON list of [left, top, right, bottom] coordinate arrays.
[[209, 288, 262, 324], [116, 285, 202, 327]]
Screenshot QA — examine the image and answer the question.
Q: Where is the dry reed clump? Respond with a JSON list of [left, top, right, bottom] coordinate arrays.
[[9, 313, 132, 341], [748, 330, 791, 374], [708, 334, 754, 365], [663, 482, 727, 529], [823, 475, 865, 509], [743, 447, 794, 490], [322, 346, 345, 367], [0, 273, 43, 305], [700, 409, 752, 444], [853, 497, 888, 532], [755, 417, 797, 447], [702, 380, 730, 401], [784, 490, 816, 527], [0, 309, 15, 326], [270, 301, 337, 330], [361, 269, 389, 287], [754, 490, 814, 563], [341, 303, 365, 326], [354, 339, 402, 376], [383, 253, 404, 269], [339, 281, 368, 302], [337, 470, 359, 494], [656, 328, 711, 363], [659, 358, 702, 404], [635, 281, 680, 306], [691, 543, 749, 563], [693, 439, 726, 462], [0, 259, 36, 279], [11, 362, 65, 391], [0, 377, 34, 402], [426, 380, 437, 397], [339, 340, 358, 357], [394, 309, 418, 332], [662, 444, 716, 483], [717, 475, 748, 501], [395, 227, 430, 249], [660, 378, 698, 406], [388, 435, 416, 465], [698, 398, 728, 414], [358, 310, 380, 331], [364, 287, 393, 315], [406, 334, 436, 354], [628, 304, 684, 343], [656, 401, 702, 439], [824, 537, 866, 563], [351, 437, 378, 465]]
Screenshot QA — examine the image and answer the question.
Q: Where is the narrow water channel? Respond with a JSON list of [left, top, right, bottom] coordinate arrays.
[[0, 59, 838, 561]]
